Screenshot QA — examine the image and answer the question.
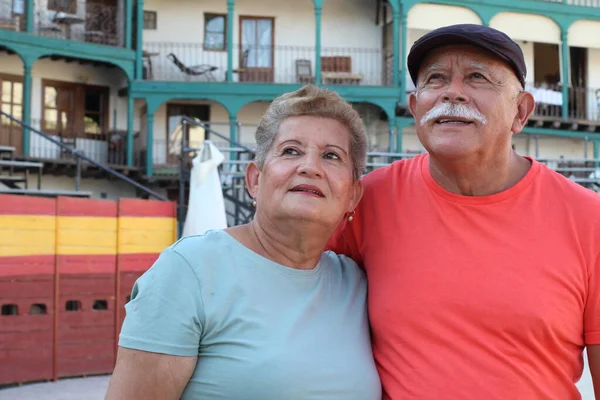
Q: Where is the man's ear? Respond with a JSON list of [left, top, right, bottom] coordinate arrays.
[[512, 91, 535, 134], [245, 161, 261, 200], [408, 91, 418, 120]]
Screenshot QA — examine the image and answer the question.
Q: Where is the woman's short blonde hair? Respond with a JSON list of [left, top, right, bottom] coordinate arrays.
[[254, 85, 367, 179]]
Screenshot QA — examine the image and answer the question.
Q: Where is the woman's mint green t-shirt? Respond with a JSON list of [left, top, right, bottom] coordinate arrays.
[[119, 230, 381, 399]]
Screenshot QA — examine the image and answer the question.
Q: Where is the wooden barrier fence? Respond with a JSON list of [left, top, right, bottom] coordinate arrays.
[[0, 195, 177, 385]]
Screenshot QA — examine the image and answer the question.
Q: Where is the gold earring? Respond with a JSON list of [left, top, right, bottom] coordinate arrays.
[[252, 200, 257, 208], [347, 210, 355, 222]]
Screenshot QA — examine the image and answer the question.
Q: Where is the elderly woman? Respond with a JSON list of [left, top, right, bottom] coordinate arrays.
[[105, 85, 381, 400]]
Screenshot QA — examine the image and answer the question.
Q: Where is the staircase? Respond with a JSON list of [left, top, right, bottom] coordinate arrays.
[[0, 145, 92, 198], [0, 112, 167, 202]]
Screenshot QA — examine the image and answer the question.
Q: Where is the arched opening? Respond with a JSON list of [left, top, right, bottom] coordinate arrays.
[[568, 20, 600, 122], [30, 55, 128, 166], [149, 98, 229, 170], [352, 102, 390, 152], [490, 13, 561, 91]]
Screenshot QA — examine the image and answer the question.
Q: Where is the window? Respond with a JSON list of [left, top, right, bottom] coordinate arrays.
[[30, 304, 47, 315], [1, 304, 18, 316], [42, 80, 109, 139], [143, 10, 157, 30], [204, 13, 226, 51], [65, 300, 81, 311], [93, 300, 108, 311], [47, 0, 77, 13], [1, 75, 23, 127]]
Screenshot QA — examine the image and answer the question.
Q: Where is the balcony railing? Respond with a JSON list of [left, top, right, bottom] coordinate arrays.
[[143, 43, 393, 86], [542, 0, 600, 7], [27, 120, 140, 168], [0, 0, 26, 32], [0, 0, 124, 47], [527, 84, 600, 121], [36, 1, 123, 47]]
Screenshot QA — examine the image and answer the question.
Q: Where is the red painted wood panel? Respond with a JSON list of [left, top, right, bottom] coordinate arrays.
[[0, 330, 53, 349], [59, 274, 115, 295], [0, 347, 53, 385], [58, 325, 114, 343], [118, 199, 176, 217], [57, 255, 117, 275], [56, 197, 117, 217], [0, 195, 55, 215], [0, 256, 56, 278], [57, 357, 114, 378], [0, 314, 53, 332], [117, 253, 160, 273], [0, 275, 54, 298]]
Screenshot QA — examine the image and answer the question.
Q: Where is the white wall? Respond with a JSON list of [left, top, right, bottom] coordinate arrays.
[[407, 3, 481, 31], [143, 0, 385, 84], [490, 13, 561, 44]]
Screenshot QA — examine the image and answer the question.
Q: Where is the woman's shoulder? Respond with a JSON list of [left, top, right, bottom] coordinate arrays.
[[170, 229, 228, 256], [322, 251, 366, 283]]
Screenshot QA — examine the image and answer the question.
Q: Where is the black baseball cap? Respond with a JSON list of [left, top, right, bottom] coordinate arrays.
[[407, 24, 527, 88]]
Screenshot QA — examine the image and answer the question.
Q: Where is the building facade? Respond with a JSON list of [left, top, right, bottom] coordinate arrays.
[[0, 0, 599, 198]]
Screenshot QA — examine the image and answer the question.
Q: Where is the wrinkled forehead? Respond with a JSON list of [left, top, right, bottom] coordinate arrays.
[[418, 44, 515, 79]]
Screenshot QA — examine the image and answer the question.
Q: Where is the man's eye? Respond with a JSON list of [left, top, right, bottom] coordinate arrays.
[[428, 73, 444, 81], [324, 152, 340, 160], [470, 72, 486, 80], [282, 148, 299, 155]]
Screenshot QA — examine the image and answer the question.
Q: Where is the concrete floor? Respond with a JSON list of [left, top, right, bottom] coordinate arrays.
[[0, 364, 595, 399], [0, 375, 110, 400]]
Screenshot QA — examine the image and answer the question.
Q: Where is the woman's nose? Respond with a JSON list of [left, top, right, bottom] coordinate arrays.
[[297, 152, 323, 177]]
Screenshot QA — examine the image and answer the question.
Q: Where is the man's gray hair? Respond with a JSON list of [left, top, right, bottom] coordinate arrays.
[[254, 85, 367, 180]]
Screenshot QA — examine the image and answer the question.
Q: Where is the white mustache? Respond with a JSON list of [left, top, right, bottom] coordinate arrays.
[[420, 103, 487, 126]]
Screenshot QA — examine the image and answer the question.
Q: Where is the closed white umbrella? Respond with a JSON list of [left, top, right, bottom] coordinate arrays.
[[182, 140, 228, 237]]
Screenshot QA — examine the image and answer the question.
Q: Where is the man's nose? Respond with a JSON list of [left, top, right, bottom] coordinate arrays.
[[442, 76, 469, 103]]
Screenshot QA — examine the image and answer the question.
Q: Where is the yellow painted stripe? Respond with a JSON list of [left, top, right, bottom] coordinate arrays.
[[0, 215, 176, 257], [0, 215, 56, 256], [118, 217, 176, 254], [56, 216, 118, 255]]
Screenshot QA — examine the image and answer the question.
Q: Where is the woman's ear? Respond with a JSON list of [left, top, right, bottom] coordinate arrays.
[[349, 179, 364, 212], [245, 161, 261, 200]]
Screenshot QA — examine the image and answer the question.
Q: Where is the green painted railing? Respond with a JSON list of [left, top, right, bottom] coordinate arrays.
[[541, 0, 600, 7]]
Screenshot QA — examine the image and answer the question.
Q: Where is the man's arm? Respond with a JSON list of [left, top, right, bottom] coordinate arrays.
[[105, 347, 197, 400], [587, 345, 600, 399]]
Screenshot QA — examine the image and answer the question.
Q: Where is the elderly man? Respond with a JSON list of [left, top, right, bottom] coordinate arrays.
[[328, 24, 600, 399]]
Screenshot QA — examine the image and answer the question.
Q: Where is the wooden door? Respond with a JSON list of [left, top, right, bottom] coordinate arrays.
[[0, 75, 23, 155], [43, 83, 75, 137], [239, 16, 274, 83]]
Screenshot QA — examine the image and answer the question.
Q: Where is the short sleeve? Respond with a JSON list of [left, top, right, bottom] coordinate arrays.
[[119, 248, 205, 356], [585, 251, 600, 344]]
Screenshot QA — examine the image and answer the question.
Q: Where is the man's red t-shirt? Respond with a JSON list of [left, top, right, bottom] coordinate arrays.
[[328, 154, 600, 399]]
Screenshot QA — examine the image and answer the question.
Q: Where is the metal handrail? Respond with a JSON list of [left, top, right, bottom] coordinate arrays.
[[181, 116, 255, 154], [0, 111, 167, 201]]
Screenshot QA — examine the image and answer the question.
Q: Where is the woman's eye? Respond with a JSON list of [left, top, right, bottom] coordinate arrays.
[[282, 148, 299, 156], [324, 152, 340, 160]]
